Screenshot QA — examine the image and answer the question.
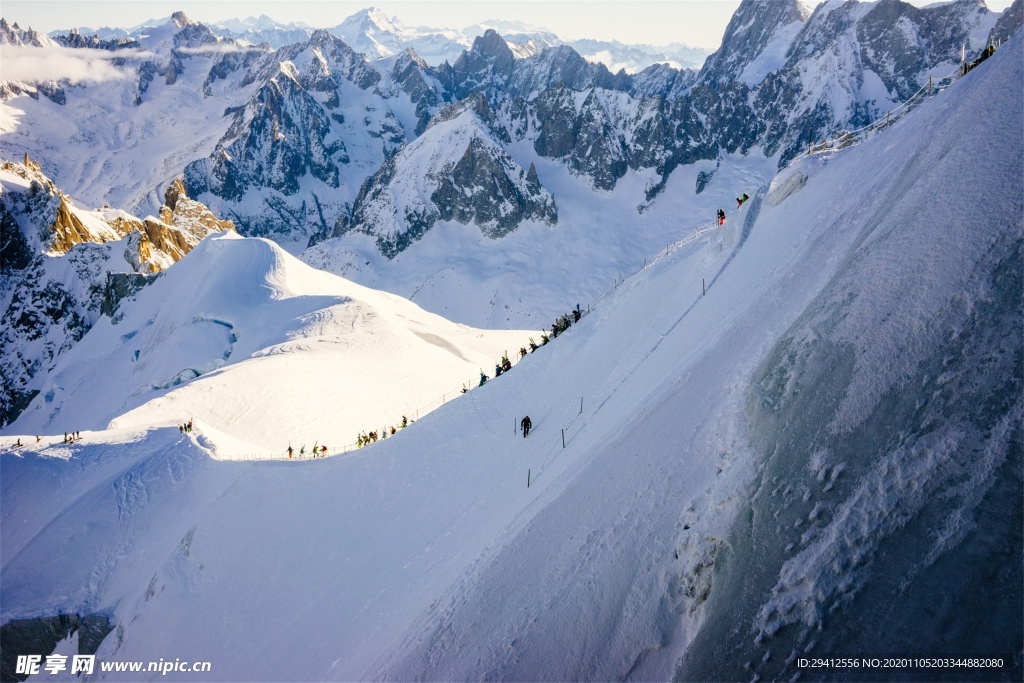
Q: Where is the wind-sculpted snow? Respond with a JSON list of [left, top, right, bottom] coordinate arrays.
[[6, 232, 532, 456]]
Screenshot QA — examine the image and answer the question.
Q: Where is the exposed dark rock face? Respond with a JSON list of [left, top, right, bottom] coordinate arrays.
[[0, 266, 89, 428], [13, 0, 1005, 258], [1, 203, 33, 272], [448, 29, 517, 102], [433, 138, 556, 237], [0, 18, 53, 47], [391, 49, 443, 135], [102, 271, 160, 317], [0, 614, 113, 683], [629, 63, 698, 100], [185, 67, 346, 206], [991, 0, 1024, 43], [343, 94, 556, 259]]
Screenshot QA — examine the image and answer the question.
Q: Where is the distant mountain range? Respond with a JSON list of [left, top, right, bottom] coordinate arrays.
[[50, 7, 714, 73], [4, 0, 1017, 255]]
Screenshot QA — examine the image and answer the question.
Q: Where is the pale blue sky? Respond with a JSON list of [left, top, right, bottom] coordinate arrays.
[[3, 0, 1015, 49]]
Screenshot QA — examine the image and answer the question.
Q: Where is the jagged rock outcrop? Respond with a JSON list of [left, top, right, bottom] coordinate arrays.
[[446, 29, 517, 102], [185, 64, 346, 203], [0, 79, 66, 105], [171, 12, 220, 50], [390, 48, 445, 135], [0, 17, 58, 47], [527, 85, 629, 191], [990, 0, 1023, 43], [343, 94, 556, 258], [744, 0, 1004, 163], [128, 178, 235, 272], [629, 63, 698, 100], [0, 160, 234, 427], [3, 0, 1016, 257], [183, 30, 407, 240]]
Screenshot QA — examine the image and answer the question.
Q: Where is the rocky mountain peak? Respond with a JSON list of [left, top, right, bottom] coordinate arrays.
[[0, 16, 57, 47], [471, 29, 515, 62], [396, 46, 430, 70], [698, 0, 811, 86], [170, 11, 198, 29], [426, 92, 511, 144], [360, 7, 402, 33], [164, 177, 187, 210], [306, 28, 336, 48], [172, 18, 219, 49]]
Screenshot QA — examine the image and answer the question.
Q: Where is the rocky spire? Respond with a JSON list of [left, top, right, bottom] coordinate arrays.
[[164, 178, 187, 211]]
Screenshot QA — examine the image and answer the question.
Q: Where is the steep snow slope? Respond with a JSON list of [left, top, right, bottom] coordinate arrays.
[[1, 31, 1020, 683], [6, 232, 531, 456], [379, 37, 1024, 681]]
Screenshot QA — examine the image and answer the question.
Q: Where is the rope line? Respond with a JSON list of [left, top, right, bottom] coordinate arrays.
[[794, 68, 962, 161]]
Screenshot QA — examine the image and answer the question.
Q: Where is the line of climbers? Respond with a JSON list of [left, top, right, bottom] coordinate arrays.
[[276, 201, 753, 460], [476, 305, 583, 388], [355, 414, 413, 449], [961, 41, 998, 77], [11, 434, 76, 448], [178, 419, 193, 434], [715, 193, 749, 226], [287, 441, 331, 458]]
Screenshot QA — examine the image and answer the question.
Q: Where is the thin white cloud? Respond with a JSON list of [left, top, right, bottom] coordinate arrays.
[[0, 45, 156, 84]]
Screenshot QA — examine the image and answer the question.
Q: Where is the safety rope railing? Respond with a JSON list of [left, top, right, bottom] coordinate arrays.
[[793, 67, 962, 162]]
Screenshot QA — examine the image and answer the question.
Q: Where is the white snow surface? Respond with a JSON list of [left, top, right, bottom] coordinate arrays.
[[7, 232, 532, 457], [1, 34, 1021, 683]]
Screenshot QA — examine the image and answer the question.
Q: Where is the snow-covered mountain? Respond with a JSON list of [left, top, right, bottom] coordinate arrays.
[[338, 93, 556, 258], [570, 38, 711, 73], [698, 0, 812, 88], [181, 29, 407, 242], [208, 14, 314, 48], [0, 158, 233, 428], [0, 18, 57, 48], [6, 230, 532, 452], [2, 0, 1020, 314], [1, 31, 1019, 681]]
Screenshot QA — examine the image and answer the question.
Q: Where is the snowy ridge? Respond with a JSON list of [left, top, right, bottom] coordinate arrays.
[[1, 31, 1019, 683], [8, 232, 534, 457]]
